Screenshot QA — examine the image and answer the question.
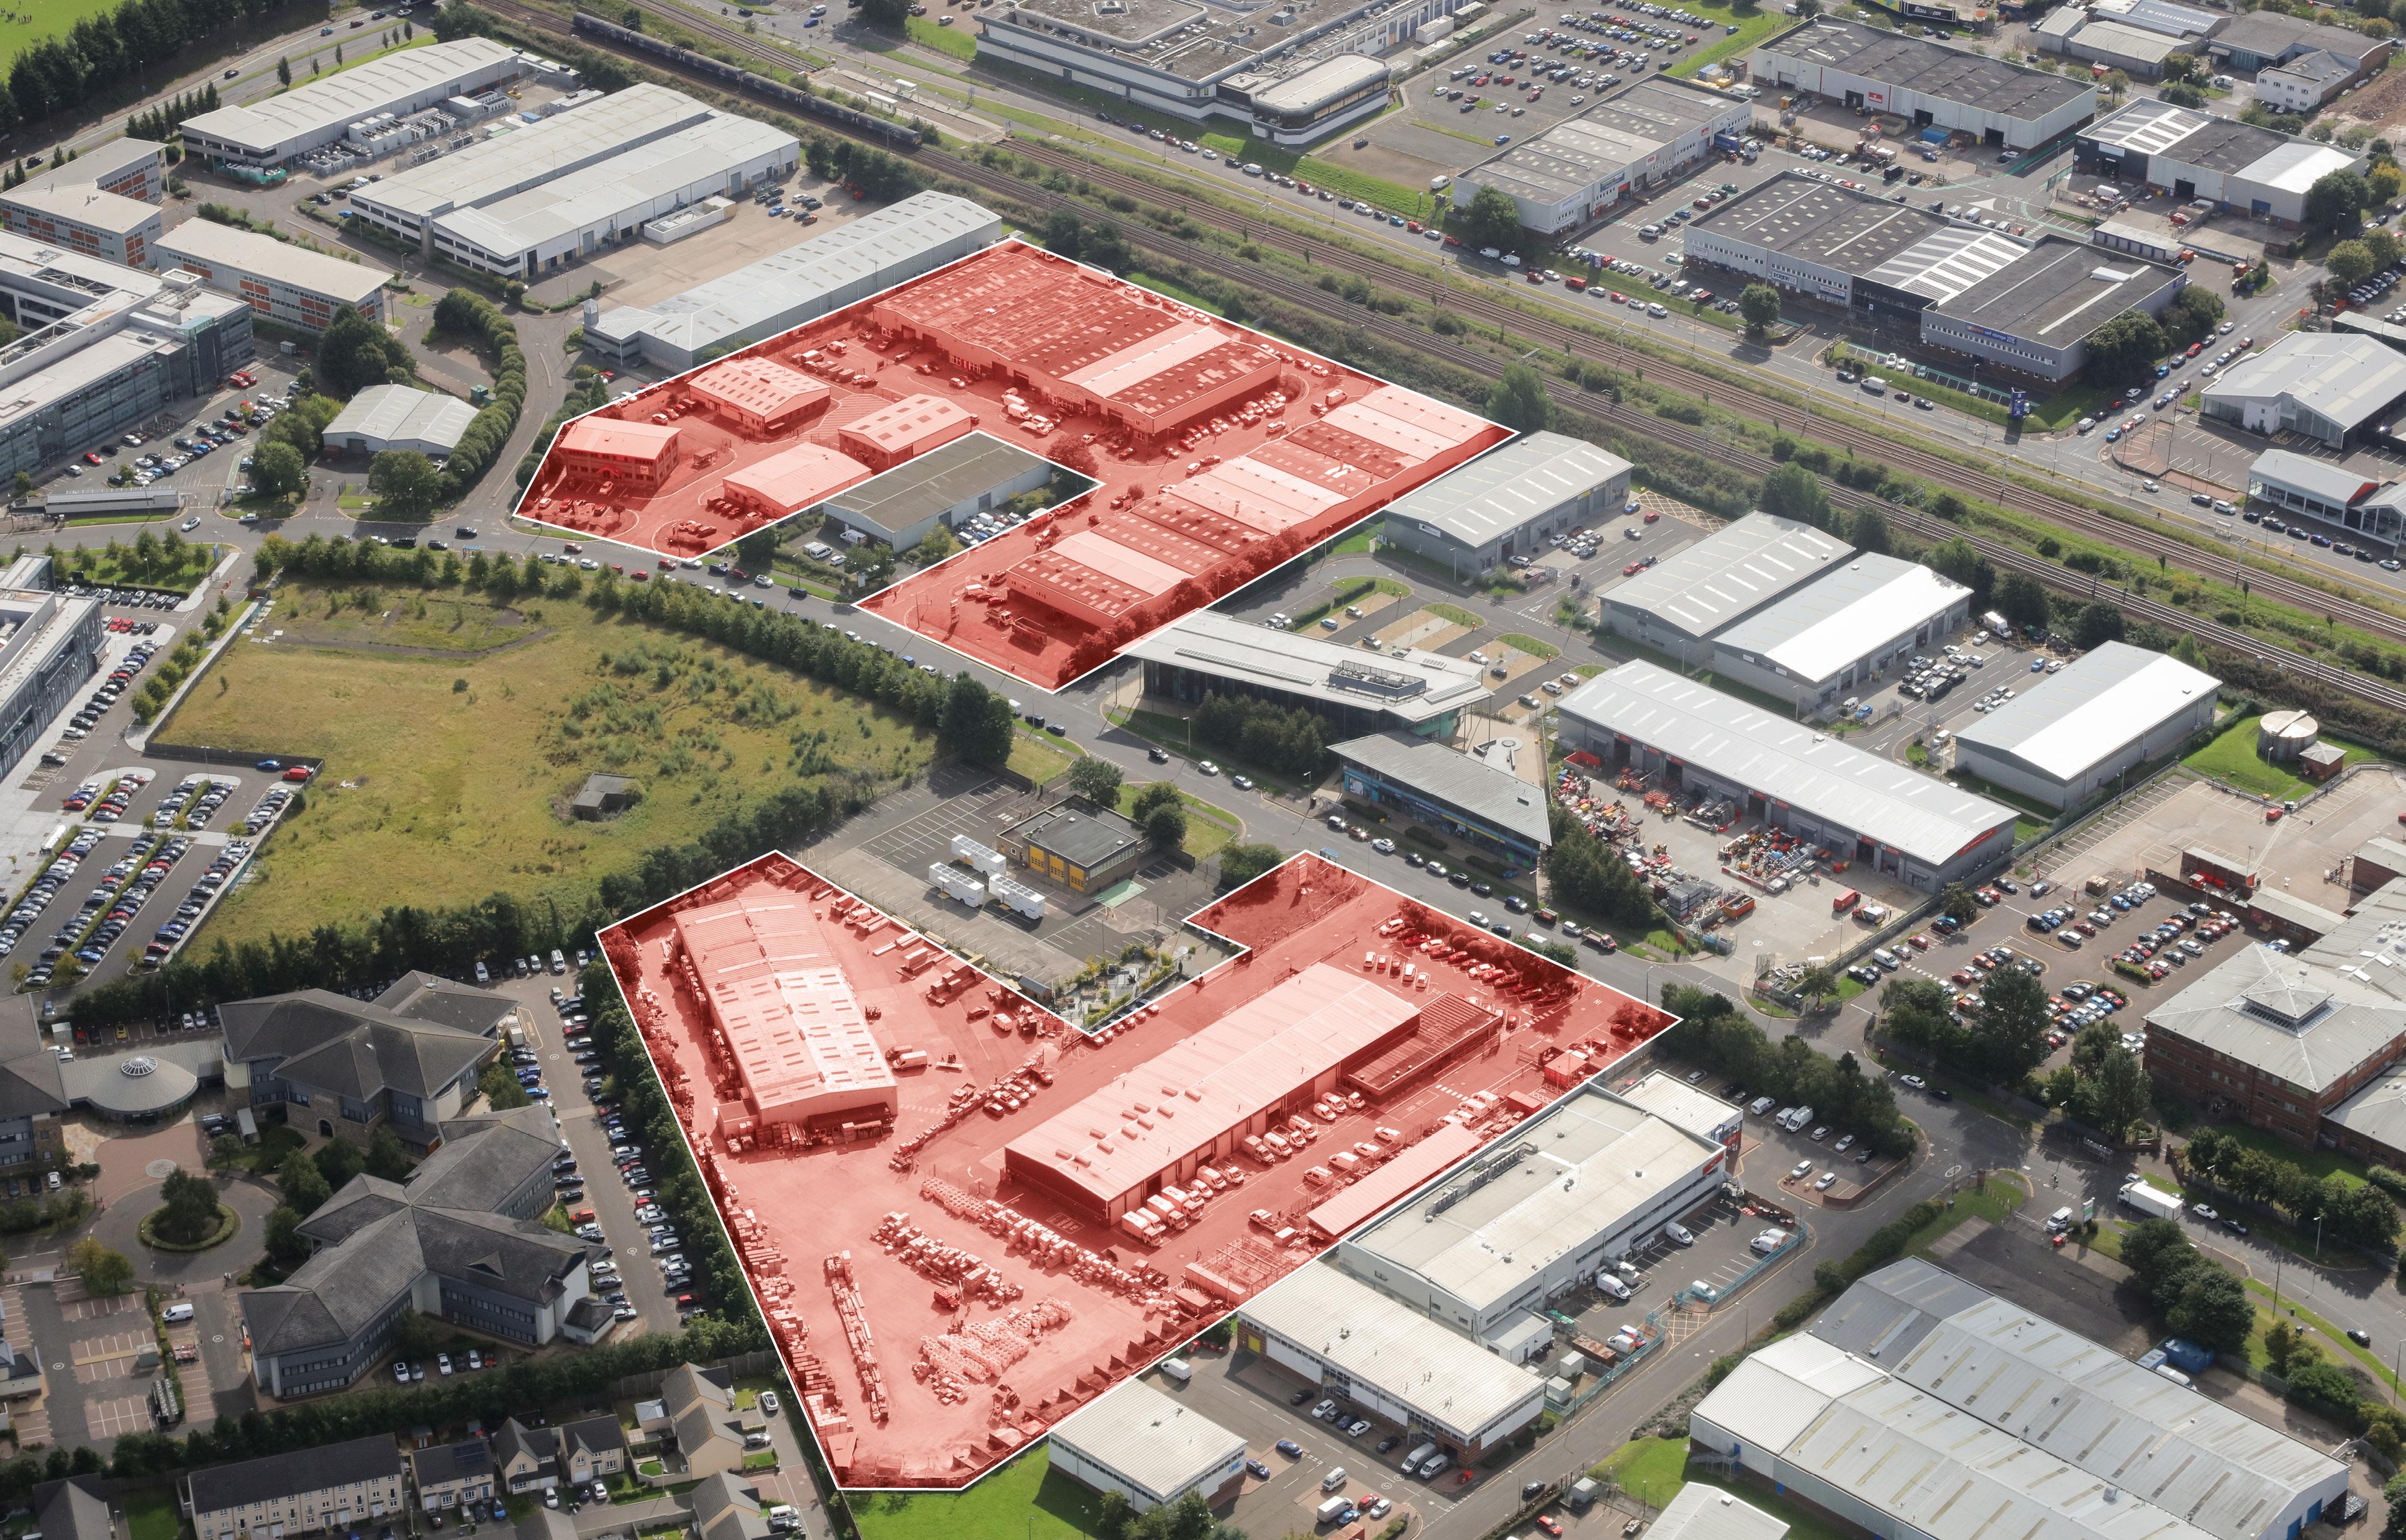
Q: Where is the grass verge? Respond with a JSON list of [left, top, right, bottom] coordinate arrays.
[[2184, 714, 2382, 800], [854, 1446, 1101, 1540]]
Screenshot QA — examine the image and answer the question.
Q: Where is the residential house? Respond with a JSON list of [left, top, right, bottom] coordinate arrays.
[[408, 1441, 497, 1516], [491, 1415, 626, 1493], [220, 972, 517, 1151], [494, 1419, 559, 1495], [31, 1477, 117, 1540], [690, 1474, 770, 1540], [240, 1106, 595, 1398], [183, 1436, 406, 1540], [660, 1363, 749, 1479], [559, 1415, 629, 1484]]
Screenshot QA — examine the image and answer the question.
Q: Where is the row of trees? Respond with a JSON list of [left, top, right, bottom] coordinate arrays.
[[1659, 983, 1915, 1156], [2120, 1217, 2263, 1354], [1541, 806, 1663, 932], [1042, 211, 1135, 274], [1878, 969, 2053, 1088], [3, 0, 261, 134], [319, 305, 414, 400], [429, 289, 526, 500], [2086, 288, 2228, 387], [125, 81, 217, 146], [2180, 1125, 2403, 1251], [1191, 692, 1327, 778]]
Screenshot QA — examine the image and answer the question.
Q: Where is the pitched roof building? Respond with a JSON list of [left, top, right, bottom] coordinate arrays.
[[220, 972, 516, 1152], [183, 1436, 407, 1540]]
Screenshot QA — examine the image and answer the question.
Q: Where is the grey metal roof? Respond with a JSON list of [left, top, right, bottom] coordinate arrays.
[[824, 433, 1055, 539], [2145, 942, 2406, 1094], [1951, 641, 2217, 784], [1648, 1487, 1791, 1540], [1332, 732, 1551, 848], [2212, 9, 2382, 63], [1123, 609, 1489, 727], [1382, 432, 1628, 548], [178, 38, 519, 154], [2265, 46, 2354, 83], [1692, 173, 1951, 275], [2066, 19, 2178, 62], [186, 1436, 404, 1515], [2249, 448, 2385, 506], [324, 384, 479, 454], [1601, 512, 1850, 641], [1714, 553, 1969, 685], [1559, 661, 2015, 867], [1458, 77, 1742, 207], [1051, 1377, 1246, 1503], [1238, 1264, 1543, 1439], [1929, 237, 2181, 345], [1758, 18, 2096, 117], [2204, 333, 2406, 435]]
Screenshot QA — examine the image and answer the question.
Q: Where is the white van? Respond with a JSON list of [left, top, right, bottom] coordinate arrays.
[[2046, 1206, 2075, 1233], [1595, 1272, 1632, 1302], [1159, 1358, 1192, 1384], [1860, 375, 1887, 396], [1322, 1469, 1349, 1493], [161, 1303, 195, 1323]]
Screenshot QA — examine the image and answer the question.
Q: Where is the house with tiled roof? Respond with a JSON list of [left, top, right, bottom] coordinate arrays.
[[660, 1363, 750, 1479], [238, 1105, 596, 1398], [219, 972, 517, 1151], [691, 1474, 771, 1540], [183, 1436, 406, 1540], [407, 1439, 497, 1517]]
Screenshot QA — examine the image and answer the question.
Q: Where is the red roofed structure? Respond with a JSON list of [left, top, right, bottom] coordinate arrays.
[[722, 442, 873, 519], [836, 394, 978, 471], [690, 356, 832, 436]]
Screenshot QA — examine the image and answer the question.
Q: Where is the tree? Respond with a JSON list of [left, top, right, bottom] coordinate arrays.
[[150, 1168, 221, 1245], [1926, 537, 1995, 607], [2120, 1217, 2195, 1292], [366, 1126, 412, 1182], [1738, 283, 1781, 339], [2081, 1047, 2152, 1140], [480, 1060, 532, 1109], [2307, 168, 2371, 237], [909, 525, 960, 566], [2166, 1265, 2253, 1353], [1994, 572, 2050, 634], [317, 305, 411, 398], [1971, 964, 2053, 1082], [1138, 795, 1187, 853], [1847, 507, 1890, 555], [2161, 50, 2194, 81], [390, 1307, 440, 1361], [1758, 461, 1832, 529], [1458, 184, 1524, 250], [1484, 363, 1553, 433], [2328, 238, 2379, 288], [278, 1149, 331, 1216], [1066, 756, 1124, 805], [1218, 843, 1284, 890], [66, 1236, 132, 1296], [2372, 162, 2404, 206], [1794, 963, 1839, 1006], [938, 673, 1014, 769], [10, 471, 27, 500], [1939, 883, 1981, 925], [368, 451, 442, 519], [2368, 229, 2404, 273], [251, 440, 306, 500], [2086, 309, 2168, 385], [277, 56, 291, 85], [2102, 67, 2130, 100], [2074, 600, 2126, 650]]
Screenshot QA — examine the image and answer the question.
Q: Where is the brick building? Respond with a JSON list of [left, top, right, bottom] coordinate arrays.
[[554, 417, 683, 491]]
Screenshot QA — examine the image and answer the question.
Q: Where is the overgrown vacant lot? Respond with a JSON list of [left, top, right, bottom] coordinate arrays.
[[163, 583, 935, 942]]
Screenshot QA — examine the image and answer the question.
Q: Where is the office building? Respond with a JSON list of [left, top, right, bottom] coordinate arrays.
[[183, 1438, 409, 1540], [0, 583, 104, 783], [1049, 1379, 1248, 1512], [1709, 553, 1974, 712], [1379, 430, 1632, 576], [0, 184, 162, 270], [586, 192, 1002, 372], [179, 40, 525, 167], [1559, 661, 2016, 889], [2076, 99, 2367, 225], [552, 415, 682, 491], [324, 384, 479, 458], [2201, 332, 2406, 450], [1951, 641, 2218, 808], [2209, 9, 2390, 77], [819, 435, 1055, 551], [2246, 448, 2406, 549], [1452, 77, 1749, 235], [1597, 512, 1850, 664], [1332, 732, 1551, 867], [152, 220, 389, 332], [1125, 610, 1491, 740], [1751, 19, 2098, 151]]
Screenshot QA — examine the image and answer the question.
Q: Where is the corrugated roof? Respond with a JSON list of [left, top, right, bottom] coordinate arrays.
[[1714, 554, 1969, 685], [1382, 431, 1628, 548], [1120, 610, 1489, 729], [2144, 943, 2406, 1093], [1331, 732, 1551, 848], [1602, 513, 1850, 642], [1649, 1487, 1790, 1540], [178, 38, 519, 154], [355, 84, 714, 222], [1951, 641, 2218, 784], [2249, 447, 2382, 505], [324, 384, 479, 454], [1050, 1378, 1246, 1503], [1559, 661, 2015, 867]]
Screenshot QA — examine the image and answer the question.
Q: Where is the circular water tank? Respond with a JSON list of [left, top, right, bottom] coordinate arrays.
[[2259, 709, 2320, 763]]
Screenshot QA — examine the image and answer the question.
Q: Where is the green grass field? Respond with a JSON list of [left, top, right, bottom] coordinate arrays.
[[1663, 0, 1788, 82], [854, 1447, 1101, 1540], [122, 1493, 181, 1540], [1115, 784, 1240, 861], [163, 584, 935, 943], [1008, 730, 1080, 785], [1, 0, 117, 67], [2183, 714, 2382, 800], [906, 16, 976, 58], [1596, 1441, 1849, 1540]]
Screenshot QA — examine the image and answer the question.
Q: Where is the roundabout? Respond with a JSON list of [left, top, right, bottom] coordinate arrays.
[[137, 1201, 240, 1253]]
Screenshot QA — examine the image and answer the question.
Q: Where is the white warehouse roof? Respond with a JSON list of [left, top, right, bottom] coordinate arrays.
[[153, 220, 389, 304], [1604, 512, 1850, 642], [2203, 332, 2406, 435], [1238, 1264, 1543, 1440], [1650, 1487, 1788, 1540], [1123, 609, 1489, 729], [1560, 661, 2015, 868], [1050, 1378, 1245, 1506], [180, 38, 519, 156], [1714, 553, 1970, 685], [1383, 430, 1628, 550], [355, 83, 715, 224], [324, 384, 479, 456], [1952, 641, 2217, 784]]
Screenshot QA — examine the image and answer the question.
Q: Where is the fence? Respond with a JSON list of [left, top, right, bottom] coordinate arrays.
[[1543, 1304, 1668, 1416], [1668, 1212, 1810, 1313]]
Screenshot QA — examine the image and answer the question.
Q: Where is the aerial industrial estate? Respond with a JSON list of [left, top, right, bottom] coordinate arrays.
[[16, 0, 2406, 1538]]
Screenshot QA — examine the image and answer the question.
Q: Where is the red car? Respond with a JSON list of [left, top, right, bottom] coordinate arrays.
[[281, 766, 313, 783], [1623, 560, 1645, 575], [81, 451, 101, 465], [1536, 1520, 1563, 1537]]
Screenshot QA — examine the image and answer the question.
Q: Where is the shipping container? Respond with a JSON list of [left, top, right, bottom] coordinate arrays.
[[928, 863, 987, 907], [950, 834, 1007, 878]]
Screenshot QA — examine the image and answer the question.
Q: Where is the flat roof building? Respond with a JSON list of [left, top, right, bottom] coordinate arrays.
[[688, 356, 829, 437], [2076, 98, 2367, 225], [1751, 19, 2098, 152], [179, 40, 524, 166], [151, 220, 389, 332], [1236, 1262, 1545, 1455], [1648, 1488, 1788, 1540], [1003, 962, 1425, 1223], [587, 192, 1001, 372], [1452, 77, 1749, 235], [1597, 512, 1850, 664], [2246, 447, 2406, 550], [1048, 1379, 1246, 1512], [719, 442, 871, 521], [1710, 553, 1974, 712], [1559, 661, 2015, 890], [1334, 1077, 1736, 1338], [1224, 55, 1395, 145], [2201, 332, 2406, 450], [2210, 9, 2390, 73], [1952, 640, 2218, 808], [1125, 610, 1491, 740], [820, 435, 1054, 551], [835, 393, 977, 472], [324, 384, 479, 458], [553, 415, 682, 491], [671, 892, 897, 1134], [1333, 732, 1551, 867], [1921, 235, 2186, 383], [1380, 430, 1630, 576], [0, 185, 163, 270], [1000, 798, 1147, 897]]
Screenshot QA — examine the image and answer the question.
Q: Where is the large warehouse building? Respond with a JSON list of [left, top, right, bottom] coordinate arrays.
[[1452, 77, 1749, 236], [1951, 641, 2218, 808], [1002, 962, 1425, 1224], [1751, 19, 2099, 151], [1333, 1077, 1738, 1343], [1559, 661, 2016, 890], [1709, 553, 1974, 713], [1597, 512, 1851, 664], [820, 435, 1055, 551], [179, 39, 527, 168], [323, 384, 479, 459], [1235, 1263, 1545, 1457], [1693, 1260, 2348, 1540], [588, 192, 1002, 372], [1048, 1379, 1246, 1513], [2200, 332, 2406, 450], [1332, 732, 1553, 869], [670, 892, 897, 1136], [1684, 175, 2184, 381], [1379, 430, 1631, 576], [1124, 610, 1491, 740], [2075, 99, 2367, 226], [151, 220, 390, 332]]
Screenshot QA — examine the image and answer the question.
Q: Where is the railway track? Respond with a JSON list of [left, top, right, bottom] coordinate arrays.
[[477, 0, 2406, 718]]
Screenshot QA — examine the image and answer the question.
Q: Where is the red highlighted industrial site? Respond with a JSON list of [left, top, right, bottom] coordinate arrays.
[[598, 849, 1668, 1491], [515, 239, 1509, 690]]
